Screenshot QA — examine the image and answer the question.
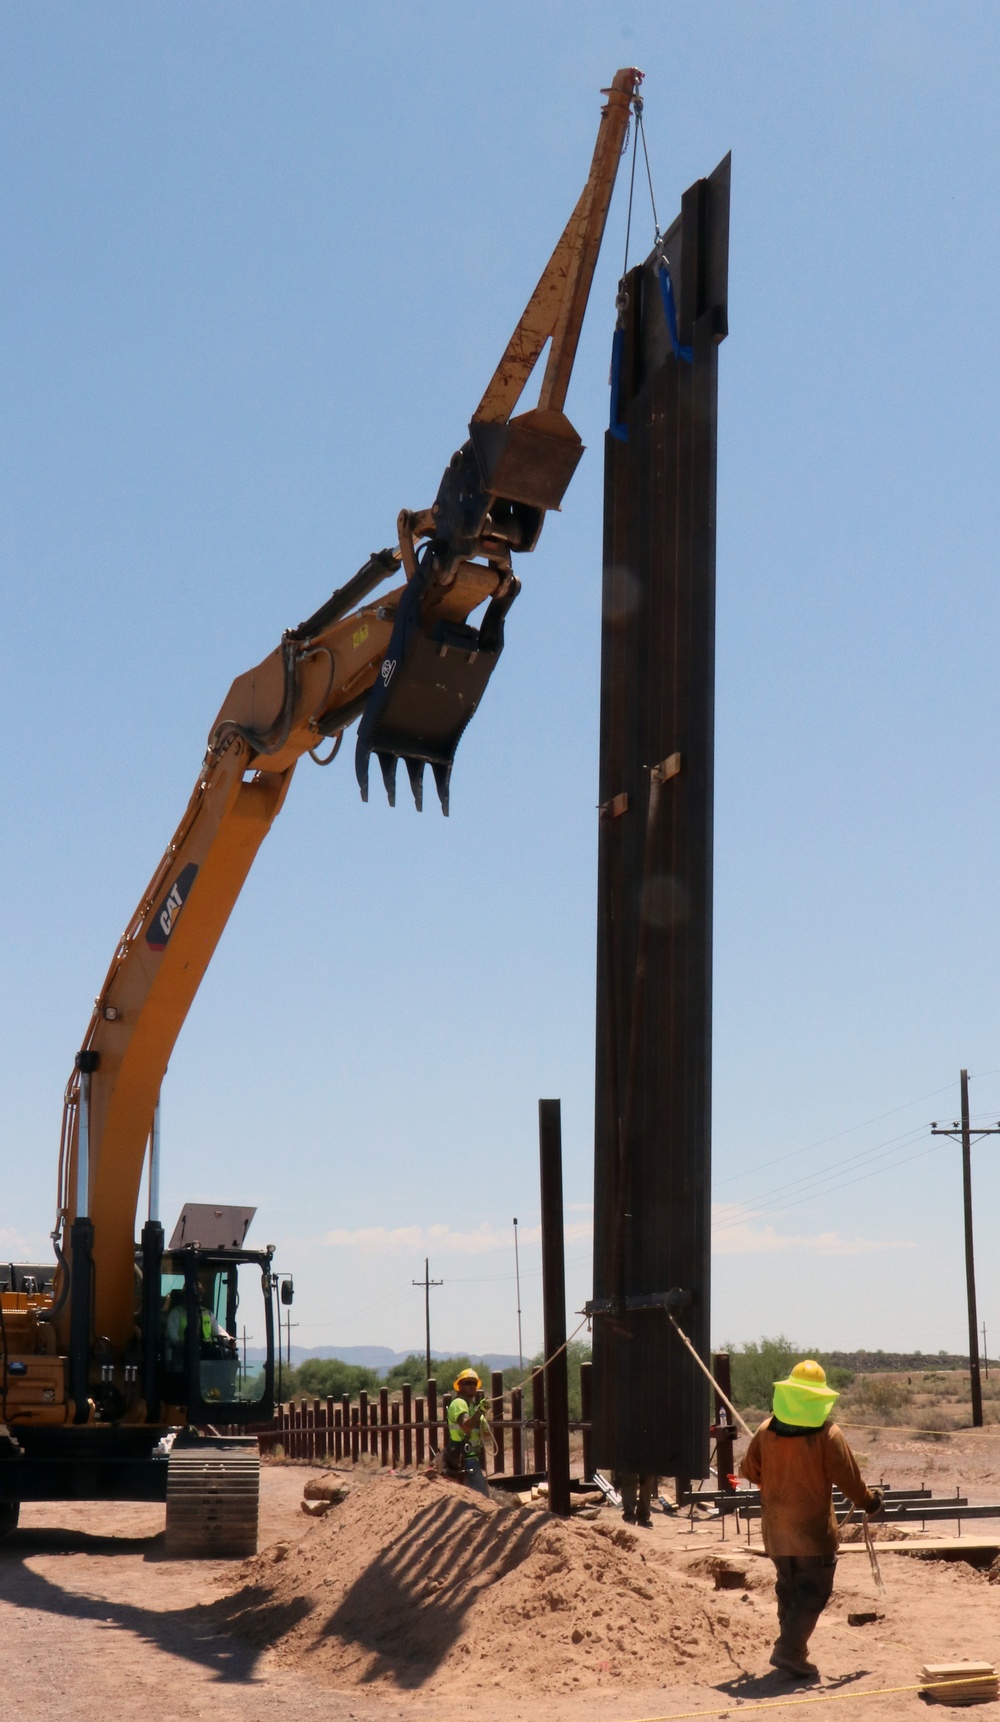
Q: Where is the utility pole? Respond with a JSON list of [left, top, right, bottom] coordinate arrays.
[[513, 1217, 524, 1371], [412, 1258, 442, 1384], [931, 1069, 1000, 1429]]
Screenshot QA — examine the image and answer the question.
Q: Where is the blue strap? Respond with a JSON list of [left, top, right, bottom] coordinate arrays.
[[608, 325, 629, 442], [657, 261, 693, 364], [610, 258, 693, 441]]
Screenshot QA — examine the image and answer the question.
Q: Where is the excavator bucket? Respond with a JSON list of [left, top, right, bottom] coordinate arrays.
[[355, 555, 519, 815]]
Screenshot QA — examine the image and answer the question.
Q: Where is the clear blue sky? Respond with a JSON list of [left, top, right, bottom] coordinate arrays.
[[2, 2, 999, 1363]]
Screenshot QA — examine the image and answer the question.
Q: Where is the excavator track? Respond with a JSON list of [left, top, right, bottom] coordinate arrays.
[[164, 1443, 259, 1558]]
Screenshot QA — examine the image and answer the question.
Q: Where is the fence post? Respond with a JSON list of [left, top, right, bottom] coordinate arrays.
[[391, 1400, 401, 1467], [426, 1378, 438, 1458], [333, 1405, 342, 1461], [539, 1097, 571, 1515], [402, 1384, 413, 1468], [359, 1390, 369, 1455], [511, 1386, 524, 1474], [351, 1404, 360, 1463], [532, 1368, 546, 1475], [491, 1371, 505, 1474], [370, 1402, 378, 1454], [580, 1359, 593, 1482], [324, 1397, 335, 1461], [415, 1395, 426, 1466], [713, 1352, 736, 1493], [379, 1388, 390, 1466]]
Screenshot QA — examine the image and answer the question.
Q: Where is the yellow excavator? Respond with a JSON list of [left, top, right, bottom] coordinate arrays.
[[0, 68, 642, 1556]]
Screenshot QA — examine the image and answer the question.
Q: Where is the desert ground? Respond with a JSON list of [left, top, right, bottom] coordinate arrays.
[[4, 1400, 1000, 1722]]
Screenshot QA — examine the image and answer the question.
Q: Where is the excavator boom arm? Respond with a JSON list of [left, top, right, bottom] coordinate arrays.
[[55, 68, 644, 1370]]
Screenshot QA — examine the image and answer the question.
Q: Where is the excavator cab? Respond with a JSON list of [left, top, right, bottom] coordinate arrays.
[[159, 1247, 275, 1424]]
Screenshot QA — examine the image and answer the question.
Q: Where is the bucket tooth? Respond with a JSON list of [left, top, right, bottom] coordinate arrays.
[[406, 758, 425, 812], [377, 752, 398, 807], [432, 761, 452, 817]]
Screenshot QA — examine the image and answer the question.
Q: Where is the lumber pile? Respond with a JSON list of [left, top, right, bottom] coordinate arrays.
[[920, 1663, 999, 1706]]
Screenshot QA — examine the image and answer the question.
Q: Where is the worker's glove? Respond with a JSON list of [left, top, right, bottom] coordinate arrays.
[[865, 1488, 885, 1520]]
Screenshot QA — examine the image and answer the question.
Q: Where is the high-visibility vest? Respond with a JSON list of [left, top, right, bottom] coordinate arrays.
[[447, 1396, 483, 1450], [176, 1307, 215, 1343]]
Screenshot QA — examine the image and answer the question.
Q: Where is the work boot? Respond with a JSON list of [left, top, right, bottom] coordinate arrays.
[[622, 1510, 636, 1524], [769, 1642, 819, 1681], [636, 1514, 652, 1529]]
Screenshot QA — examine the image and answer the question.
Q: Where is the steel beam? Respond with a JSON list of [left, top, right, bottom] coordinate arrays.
[[591, 156, 730, 1482]]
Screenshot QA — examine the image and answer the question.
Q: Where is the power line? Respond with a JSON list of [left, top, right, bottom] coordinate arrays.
[[712, 1136, 941, 1234], [721, 1122, 933, 1214], [715, 1071, 1000, 1190]]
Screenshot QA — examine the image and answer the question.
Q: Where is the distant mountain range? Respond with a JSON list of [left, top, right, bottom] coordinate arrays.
[[243, 1344, 522, 1373]]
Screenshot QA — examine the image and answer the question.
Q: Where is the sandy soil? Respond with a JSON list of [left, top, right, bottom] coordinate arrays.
[[1, 1439, 1000, 1722]]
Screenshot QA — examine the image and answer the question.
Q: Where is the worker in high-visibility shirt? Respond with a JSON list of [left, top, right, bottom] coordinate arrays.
[[740, 1360, 884, 1681], [164, 1279, 233, 1366], [444, 1369, 490, 1497]]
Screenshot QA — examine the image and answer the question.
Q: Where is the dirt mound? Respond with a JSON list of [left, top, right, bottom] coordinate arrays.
[[210, 1469, 766, 1692]]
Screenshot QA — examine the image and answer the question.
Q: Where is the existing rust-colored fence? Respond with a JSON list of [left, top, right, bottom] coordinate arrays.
[[230, 1362, 593, 1479]]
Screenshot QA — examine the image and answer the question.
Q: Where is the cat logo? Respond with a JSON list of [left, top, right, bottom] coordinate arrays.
[[146, 863, 199, 953]]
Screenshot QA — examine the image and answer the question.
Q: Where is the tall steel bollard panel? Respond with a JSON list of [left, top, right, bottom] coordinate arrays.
[[591, 156, 730, 1485]]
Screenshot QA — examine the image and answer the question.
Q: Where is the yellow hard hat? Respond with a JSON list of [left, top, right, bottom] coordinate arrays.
[[790, 1359, 827, 1386], [772, 1358, 838, 1429], [454, 1370, 482, 1393]]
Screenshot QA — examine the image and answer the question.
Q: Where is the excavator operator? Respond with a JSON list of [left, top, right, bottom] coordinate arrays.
[[164, 1275, 235, 1365]]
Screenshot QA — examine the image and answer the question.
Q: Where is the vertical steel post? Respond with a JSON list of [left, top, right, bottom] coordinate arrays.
[[511, 1386, 524, 1474], [539, 1098, 571, 1514], [491, 1370, 505, 1474], [426, 1378, 438, 1456], [580, 1358, 594, 1482], [713, 1352, 736, 1492], [592, 157, 730, 1484], [402, 1382, 413, 1468], [532, 1367, 547, 1475], [379, 1386, 390, 1465], [961, 1069, 984, 1428]]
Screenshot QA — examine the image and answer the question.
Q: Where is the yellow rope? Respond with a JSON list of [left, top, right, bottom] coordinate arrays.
[[625, 1672, 997, 1722], [502, 1312, 591, 1401], [837, 1419, 986, 1436]]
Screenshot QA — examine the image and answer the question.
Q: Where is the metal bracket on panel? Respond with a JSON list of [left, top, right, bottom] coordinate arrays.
[[599, 790, 629, 819], [585, 1287, 692, 1317], [651, 751, 682, 785]]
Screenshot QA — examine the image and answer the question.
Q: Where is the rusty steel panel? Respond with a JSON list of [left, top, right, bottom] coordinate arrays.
[[591, 156, 730, 1482]]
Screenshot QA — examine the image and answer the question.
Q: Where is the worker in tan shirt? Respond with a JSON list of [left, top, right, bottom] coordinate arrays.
[[740, 1359, 883, 1681]]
